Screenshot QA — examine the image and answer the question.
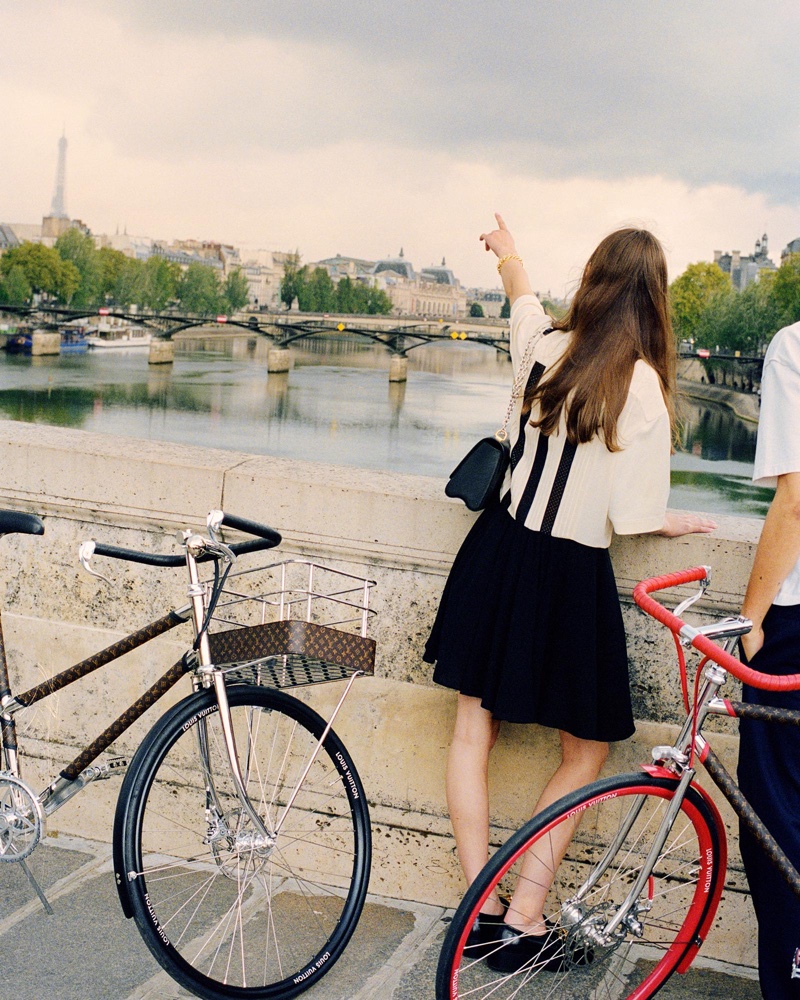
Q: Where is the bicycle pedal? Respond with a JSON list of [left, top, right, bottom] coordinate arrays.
[[80, 758, 129, 782]]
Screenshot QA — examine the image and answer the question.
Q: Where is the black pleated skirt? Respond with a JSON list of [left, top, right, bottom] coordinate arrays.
[[424, 502, 634, 742]]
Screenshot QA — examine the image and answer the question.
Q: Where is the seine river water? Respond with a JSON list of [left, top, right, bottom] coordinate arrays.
[[0, 333, 772, 519]]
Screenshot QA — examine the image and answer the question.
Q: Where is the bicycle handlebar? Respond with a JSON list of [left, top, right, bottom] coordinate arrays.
[[634, 567, 800, 692], [90, 513, 282, 568]]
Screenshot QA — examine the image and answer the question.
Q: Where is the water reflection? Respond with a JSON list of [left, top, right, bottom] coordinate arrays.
[[0, 335, 771, 518], [672, 394, 770, 517]]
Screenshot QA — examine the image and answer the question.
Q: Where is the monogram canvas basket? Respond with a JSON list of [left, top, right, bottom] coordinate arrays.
[[205, 559, 377, 688]]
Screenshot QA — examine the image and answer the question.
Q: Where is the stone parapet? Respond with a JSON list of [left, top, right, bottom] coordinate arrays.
[[0, 419, 765, 969]]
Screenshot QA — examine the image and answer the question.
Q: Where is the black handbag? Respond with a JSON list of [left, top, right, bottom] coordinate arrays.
[[444, 325, 550, 511], [445, 434, 510, 511]]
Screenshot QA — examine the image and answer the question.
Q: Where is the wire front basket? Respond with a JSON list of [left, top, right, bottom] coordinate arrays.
[[205, 559, 377, 689]]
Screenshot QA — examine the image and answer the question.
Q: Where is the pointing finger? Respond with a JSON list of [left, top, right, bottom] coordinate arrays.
[[495, 213, 508, 230]]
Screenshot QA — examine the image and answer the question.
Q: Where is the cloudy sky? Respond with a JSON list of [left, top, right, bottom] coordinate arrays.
[[2, 0, 799, 295]]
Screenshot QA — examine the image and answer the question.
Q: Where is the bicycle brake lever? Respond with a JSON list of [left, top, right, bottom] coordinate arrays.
[[78, 540, 114, 587]]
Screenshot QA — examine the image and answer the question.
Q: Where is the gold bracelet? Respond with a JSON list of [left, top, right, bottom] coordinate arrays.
[[497, 253, 523, 274]]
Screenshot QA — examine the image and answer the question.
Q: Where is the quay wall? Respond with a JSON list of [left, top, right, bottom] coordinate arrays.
[[0, 420, 764, 972]]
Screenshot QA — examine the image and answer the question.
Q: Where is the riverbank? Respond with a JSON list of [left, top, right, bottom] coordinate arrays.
[[679, 377, 760, 423]]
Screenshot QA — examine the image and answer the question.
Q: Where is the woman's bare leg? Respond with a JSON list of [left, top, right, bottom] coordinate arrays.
[[505, 730, 609, 932], [446, 694, 503, 914]]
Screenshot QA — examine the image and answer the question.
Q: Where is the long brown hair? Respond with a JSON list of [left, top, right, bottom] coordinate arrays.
[[526, 228, 676, 451]]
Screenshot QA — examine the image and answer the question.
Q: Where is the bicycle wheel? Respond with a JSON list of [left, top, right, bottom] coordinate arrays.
[[115, 683, 370, 1000], [436, 772, 725, 1000]]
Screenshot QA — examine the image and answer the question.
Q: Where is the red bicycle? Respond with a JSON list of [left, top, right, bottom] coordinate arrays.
[[437, 566, 800, 999]]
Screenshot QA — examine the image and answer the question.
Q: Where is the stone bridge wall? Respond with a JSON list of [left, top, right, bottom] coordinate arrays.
[[0, 420, 764, 970]]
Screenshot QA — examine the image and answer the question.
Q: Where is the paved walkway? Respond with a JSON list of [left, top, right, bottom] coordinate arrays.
[[1, 835, 761, 1000]]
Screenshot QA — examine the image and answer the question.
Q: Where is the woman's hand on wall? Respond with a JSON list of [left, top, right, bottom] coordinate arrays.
[[655, 511, 718, 537]]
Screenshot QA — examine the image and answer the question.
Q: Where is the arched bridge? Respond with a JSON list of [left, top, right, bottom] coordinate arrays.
[[0, 304, 512, 356]]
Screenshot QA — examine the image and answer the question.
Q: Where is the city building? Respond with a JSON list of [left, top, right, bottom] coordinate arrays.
[[468, 289, 506, 318], [782, 237, 800, 261], [371, 250, 467, 317], [713, 233, 777, 290], [313, 254, 376, 281]]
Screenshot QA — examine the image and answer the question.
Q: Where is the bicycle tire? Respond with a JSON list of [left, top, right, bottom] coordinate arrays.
[[436, 772, 725, 1000], [115, 683, 371, 1000]]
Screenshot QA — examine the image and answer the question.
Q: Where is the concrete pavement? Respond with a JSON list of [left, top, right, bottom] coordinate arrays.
[[0, 834, 761, 1000]]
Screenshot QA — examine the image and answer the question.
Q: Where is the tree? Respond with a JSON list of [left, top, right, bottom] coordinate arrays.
[[469, 302, 485, 318], [0, 241, 70, 298], [97, 246, 128, 301], [500, 296, 510, 319], [772, 253, 800, 326], [111, 257, 144, 307], [297, 267, 335, 312], [139, 257, 179, 311], [280, 252, 303, 310], [55, 228, 103, 307], [335, 276, 356, 313], [177, 263, 223, 315], [222, 268, 250, 313], [694, 279, 783, 354], [0, 265, 32, 305], [669, 262, 731, 343]]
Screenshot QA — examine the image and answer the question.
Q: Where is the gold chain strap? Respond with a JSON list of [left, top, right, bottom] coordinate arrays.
[[495, 326, 548, 441]]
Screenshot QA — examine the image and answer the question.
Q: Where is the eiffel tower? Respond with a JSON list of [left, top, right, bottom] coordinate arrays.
[[50, 132, 68, 219]]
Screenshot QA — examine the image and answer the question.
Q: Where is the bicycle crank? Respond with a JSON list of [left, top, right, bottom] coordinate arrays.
[[0, 772, 44, 861]]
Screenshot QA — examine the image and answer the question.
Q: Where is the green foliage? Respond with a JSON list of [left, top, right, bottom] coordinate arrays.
[[0, 265, 32, 305], [280, 252, 303, 310], [280, 257, 392, 315], [176, 262, 223, 315], [140, 257, 179, 311], [670, 262, 731, 342], [500, 296, 510, 319], [693, 281, 784, 353], [296, 267, 335, 312], [97, 247, 128, 300], [772, 253, 800, 325], [112, 257, 144, 307], [469, 302, 485, 318], [669, 254, 800, 355], [55, 228, 103, 306], [222, 268, 250, 313], [0, 241, 75, 300]]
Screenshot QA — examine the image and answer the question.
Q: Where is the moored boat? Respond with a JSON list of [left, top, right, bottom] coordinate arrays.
[[60, 328, 90, 353], [3, 329, 33, 353], [86, 326, 152, 349]]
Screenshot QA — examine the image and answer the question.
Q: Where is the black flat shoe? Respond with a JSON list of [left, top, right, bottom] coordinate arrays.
[[486, 924, 567, 974], [463, 910, 508, 960]]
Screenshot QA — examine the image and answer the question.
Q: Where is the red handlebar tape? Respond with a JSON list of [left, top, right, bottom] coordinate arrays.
[[633, 567, 800, 692]]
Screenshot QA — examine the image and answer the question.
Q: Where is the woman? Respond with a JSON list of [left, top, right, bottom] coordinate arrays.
[[424, 215, 716, 973]]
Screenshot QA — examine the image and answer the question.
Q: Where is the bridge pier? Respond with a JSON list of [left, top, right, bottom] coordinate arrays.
[[31, 331, 61, 356], [267, 348, 292, 373], [389, 356, 408, 383], [148, 339, 175, 365]]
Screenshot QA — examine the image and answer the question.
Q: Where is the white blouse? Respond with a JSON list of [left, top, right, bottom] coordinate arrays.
[[503, 294, 670, 549]]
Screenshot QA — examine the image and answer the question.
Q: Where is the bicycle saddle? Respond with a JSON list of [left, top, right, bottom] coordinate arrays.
[[0, 510, 45, 536]]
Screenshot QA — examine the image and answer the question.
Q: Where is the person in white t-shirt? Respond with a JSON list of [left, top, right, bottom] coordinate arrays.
[[739, 320, 800, 999]]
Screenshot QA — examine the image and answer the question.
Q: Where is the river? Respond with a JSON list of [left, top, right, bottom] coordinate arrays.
[[0, 333, 772, 519]]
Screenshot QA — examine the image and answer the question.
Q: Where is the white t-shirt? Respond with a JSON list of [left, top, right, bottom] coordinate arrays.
[[752, 320, 800, 605], [504, 294, 670, 549]]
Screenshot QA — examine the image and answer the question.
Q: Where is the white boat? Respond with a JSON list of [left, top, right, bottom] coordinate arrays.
[[87, 327, 152, 349]]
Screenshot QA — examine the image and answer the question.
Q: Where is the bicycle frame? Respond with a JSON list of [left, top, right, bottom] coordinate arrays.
[[0, 603, 193, 814]]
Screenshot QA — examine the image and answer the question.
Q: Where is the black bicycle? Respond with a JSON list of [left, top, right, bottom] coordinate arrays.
[[437, 565, 798, 999], [0, 508, 376, 1000]]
